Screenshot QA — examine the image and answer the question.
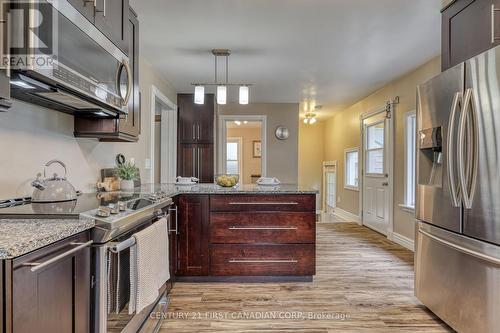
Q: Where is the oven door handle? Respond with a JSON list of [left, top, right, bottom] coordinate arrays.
[[168, 206, 178, 234]]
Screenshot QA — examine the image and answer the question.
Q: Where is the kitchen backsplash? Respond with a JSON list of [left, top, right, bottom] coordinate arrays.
[[0, 100, 152, 199]]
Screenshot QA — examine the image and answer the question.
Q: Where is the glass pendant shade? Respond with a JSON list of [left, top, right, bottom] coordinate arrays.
[[239, 86, 249, 105], [194, 86, 205, 104], [217, 86, 227, 105]]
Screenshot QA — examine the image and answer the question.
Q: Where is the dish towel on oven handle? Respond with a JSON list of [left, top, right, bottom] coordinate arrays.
[[129, 217, 170, 314]]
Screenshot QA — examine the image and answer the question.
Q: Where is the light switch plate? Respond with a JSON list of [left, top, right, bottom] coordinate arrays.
[[144, 158, 151, 169]]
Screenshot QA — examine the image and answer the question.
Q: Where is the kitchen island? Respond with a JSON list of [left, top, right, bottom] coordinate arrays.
[[147, 183, 318, 282]]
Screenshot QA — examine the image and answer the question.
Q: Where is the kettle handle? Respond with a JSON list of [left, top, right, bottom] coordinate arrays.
[[44, 160, 68, 179]]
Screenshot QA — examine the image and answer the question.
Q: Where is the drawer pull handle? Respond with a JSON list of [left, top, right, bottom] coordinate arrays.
[[228, 202, 299, 205], [228, 226, 298, 230], [228, 259, 297, 263], [23, 241, 93, 272]]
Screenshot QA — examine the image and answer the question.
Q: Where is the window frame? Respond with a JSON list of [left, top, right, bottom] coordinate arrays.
[[401, 111, 416, 211], [225, 137, 243, 177], [344, 147, 360, 191], [364, 119, 386, 176]]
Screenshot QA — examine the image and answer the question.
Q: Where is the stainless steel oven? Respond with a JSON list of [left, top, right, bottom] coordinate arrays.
[[86, 196, 175, 333], [9, 0, 131, 116]]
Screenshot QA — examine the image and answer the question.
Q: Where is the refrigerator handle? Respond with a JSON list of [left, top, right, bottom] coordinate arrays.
[[447, 92, 462, 207], [458, 89, 479, 209]]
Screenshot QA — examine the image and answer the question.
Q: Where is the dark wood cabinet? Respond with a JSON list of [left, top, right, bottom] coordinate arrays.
[[74, 7, 140, 142], [3, 232, 91, 333], [177, 144, 214, 183], [177, 94, 214, 144], [177, 94, 215, 182], [175, 193, 316, 281], [0, 0, 11, 111], [442, 0, 500, 70], [177, 195, 210, 276], [95, 0, 129, 54]]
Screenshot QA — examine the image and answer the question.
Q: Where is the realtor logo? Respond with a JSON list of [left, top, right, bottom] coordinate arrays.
[[3, 0, 58, 70]]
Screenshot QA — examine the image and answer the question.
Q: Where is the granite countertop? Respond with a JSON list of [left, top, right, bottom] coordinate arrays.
[[138, 183, 319, 196], [0, 183, 316, 259], [0, 218, 94, 259]]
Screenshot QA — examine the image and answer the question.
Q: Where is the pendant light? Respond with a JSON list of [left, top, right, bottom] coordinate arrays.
[[192, 49, 253, 105], [239, 86, 249, 105], [217, 85, 227, 105], [194, 85, 205, 104]]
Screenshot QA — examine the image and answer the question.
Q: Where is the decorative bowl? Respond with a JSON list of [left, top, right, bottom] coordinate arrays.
[[215, 174, 239, 187]]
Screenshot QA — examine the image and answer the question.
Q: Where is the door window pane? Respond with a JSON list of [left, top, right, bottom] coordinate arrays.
[[366, 121, 385, 175], [345, 150, 359, 188], [367, 122, 384, 149], [366, 149, 384, 174]]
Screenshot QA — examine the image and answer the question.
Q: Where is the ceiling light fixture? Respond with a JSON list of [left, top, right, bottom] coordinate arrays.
[[303, 112, 317, 125], [192, 49, 253, 105]]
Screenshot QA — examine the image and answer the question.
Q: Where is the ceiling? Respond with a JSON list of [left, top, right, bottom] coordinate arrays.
[[130, 0, 441, 112], [226, 121, 262, 129]]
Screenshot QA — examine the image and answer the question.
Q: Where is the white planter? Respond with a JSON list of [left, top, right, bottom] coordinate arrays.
[[120, 179, 134, 191]]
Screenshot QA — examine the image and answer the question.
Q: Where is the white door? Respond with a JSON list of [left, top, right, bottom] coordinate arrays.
[[362, 112, 391, 235], [323, 162, 337, 216]]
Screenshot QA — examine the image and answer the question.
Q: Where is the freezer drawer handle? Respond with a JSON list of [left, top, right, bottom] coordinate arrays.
[[228, 226, 298, 230], [419, 229, 500, 266], [23, 240, 93, 272]]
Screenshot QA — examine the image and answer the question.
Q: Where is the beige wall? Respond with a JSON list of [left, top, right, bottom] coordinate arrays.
[[321, 56, 441, 239], [298, 120, 325, 208], [227, 127, 262, 184], [217, 103, 299, 184], [0, 57, 176, 199]]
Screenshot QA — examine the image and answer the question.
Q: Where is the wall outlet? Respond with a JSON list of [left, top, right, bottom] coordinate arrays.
[[144, 158, 151, 169]]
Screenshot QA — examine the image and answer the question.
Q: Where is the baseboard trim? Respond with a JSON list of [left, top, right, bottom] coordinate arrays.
[[389, 232, 415, 252], [333, 207, 360, 223]]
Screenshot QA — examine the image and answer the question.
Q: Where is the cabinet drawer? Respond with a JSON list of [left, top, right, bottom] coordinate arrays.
[[210, 195, 315, 212], [210, 212, 315, 244], [210, 244, 315, 276]]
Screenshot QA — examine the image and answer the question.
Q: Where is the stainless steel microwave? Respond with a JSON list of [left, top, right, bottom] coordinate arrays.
[[9, 0, 131, 117]]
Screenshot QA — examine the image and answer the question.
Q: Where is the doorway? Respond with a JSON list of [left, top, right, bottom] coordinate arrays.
[[322, 161, 337, 218], [218, 115, 267, 184], [360, 107, 394, 235], [150, 86, 177, 183]]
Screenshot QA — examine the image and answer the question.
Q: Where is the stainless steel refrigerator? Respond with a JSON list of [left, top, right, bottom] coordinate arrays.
[[416, 46, 500, 333]]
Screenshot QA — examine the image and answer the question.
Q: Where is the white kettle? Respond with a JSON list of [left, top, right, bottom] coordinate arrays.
[[31, 160, 78, 203]]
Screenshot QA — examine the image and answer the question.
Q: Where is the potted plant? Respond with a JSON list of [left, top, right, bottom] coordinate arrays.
[[116, 160, 139, 191]]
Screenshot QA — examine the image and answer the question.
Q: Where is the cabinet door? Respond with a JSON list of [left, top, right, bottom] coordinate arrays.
[[10, 232, 90, 333], [197, 144, 214, 183], [177, 195, 210, 276], [67, 0, 95, 23], [118, 8, 140, 137], [177, 144, 197, 178], [177, 94, 198, 144], [442, 0, 500, 70], [197, 94, 214, 143], [94, 0, 129, 54]]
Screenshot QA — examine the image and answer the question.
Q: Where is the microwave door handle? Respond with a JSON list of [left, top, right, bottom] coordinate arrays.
[[447, 92, 462, 207], [116, 60, 133, 107]]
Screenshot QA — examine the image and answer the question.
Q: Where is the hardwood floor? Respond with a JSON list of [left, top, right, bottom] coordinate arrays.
[[160, 223, 453, 332]]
